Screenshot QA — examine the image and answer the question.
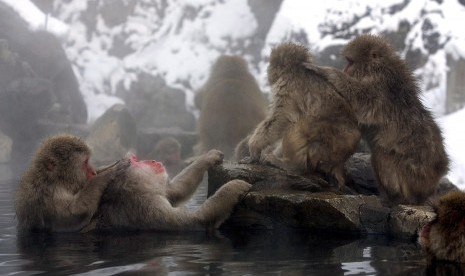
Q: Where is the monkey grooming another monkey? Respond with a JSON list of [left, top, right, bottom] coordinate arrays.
[[86, 149, 252, 231], [195, 55, 268, 159], [303, 34, 449, 205], [15, 134, 127, 233], [246, 43, 361, 190], [418, 191, 465, 263]]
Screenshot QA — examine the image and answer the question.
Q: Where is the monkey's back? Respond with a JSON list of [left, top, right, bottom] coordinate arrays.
[[197, 74, 267, 158]]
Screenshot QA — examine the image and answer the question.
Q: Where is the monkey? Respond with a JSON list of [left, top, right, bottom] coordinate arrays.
[[418, 191, 465, 263], [303, 34, 449, 205], [85, 149, 252, 231], [195, 55, 268, 159], [15, 134, 127, 233], [149, 137, 186, 178], [245, 42, 361, 190]]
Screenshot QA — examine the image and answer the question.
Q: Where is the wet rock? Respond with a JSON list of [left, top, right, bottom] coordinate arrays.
[[209, 161, 453, 238], [86, 104, 137, 166], [389, 205, 435, 238], [0, 131, 12, 163]]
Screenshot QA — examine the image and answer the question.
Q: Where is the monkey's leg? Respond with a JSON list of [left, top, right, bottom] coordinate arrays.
[[167, 149, 223, 206]]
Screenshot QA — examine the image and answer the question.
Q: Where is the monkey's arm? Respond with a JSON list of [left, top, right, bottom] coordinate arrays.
[[303, 63, 390, 125], [53, 160, 129, 232], [167, 149, 223, 206], [246, 98, 292, 161]]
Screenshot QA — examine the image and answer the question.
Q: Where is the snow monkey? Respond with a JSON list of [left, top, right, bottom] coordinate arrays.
[[15, 134, 127, 233], [419, 191, 465, 263], [195, 55, 268, 159], [85, 149, 252, 231], [303, 34, 449, 205], [246, 42, 361, 190]]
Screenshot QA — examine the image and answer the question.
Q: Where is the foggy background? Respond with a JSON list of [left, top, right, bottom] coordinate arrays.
[[1, 0, 464, 187]]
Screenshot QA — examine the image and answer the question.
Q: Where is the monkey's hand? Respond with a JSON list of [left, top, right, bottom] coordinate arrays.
[[202, 149, 224, 166], [302, 62, 333, 79], [94, 159, 130, 182]]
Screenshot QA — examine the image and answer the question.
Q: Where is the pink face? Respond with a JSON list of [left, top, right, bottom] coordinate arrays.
[[128, 154, 165, 174], [82, 157, 96, 180]]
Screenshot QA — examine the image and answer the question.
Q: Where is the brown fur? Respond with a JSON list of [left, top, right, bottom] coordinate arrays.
[[195, 55, 268, 159], [87, 149, 251, 231], [247, 43, 361, 189], [304, 34, 449, 205], [419, 191, 465, 263], [150, 137, 186, 178], [15, 134, 125, 233]]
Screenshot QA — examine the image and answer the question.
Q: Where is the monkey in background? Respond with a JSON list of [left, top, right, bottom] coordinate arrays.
[[245, 43, 361, 190], [195, 55, 268, 159], [149, 137, 186, 178], [418, 191, 465, 263], [15, 134, 127, 233], [304, 34, 449, 205], [85, 149, 252, 231]]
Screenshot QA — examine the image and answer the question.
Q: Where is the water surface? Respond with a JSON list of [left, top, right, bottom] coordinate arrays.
[[1, 169, 463, 275]]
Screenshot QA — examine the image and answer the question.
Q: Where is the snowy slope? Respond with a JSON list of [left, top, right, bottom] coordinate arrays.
[[2, 0, 465, 189]]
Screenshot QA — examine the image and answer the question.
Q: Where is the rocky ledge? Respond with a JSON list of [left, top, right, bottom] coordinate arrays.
[[208, 155, 457, 239]]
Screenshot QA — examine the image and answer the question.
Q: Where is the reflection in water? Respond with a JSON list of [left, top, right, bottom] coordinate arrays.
[[1, 172, 464, 275]]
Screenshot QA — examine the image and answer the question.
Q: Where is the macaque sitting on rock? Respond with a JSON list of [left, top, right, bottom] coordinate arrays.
[[86, 149, 252, 231], [419, 191, 465, 263]]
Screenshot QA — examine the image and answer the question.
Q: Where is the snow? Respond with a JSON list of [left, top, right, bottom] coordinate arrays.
[[1, 0, 465, 189]]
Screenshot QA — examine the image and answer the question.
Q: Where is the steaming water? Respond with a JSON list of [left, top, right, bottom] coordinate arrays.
[[0, 168, 463, 275]]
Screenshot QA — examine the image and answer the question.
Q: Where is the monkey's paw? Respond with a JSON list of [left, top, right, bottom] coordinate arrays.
[[221, 180, 252, 199], [203, 149, 224, 166]]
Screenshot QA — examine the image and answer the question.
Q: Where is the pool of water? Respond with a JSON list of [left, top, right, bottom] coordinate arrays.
[[0, 168, 463, 275]]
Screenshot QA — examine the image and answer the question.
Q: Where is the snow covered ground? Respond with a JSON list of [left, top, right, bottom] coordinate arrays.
[[2, 0, 465, 189]]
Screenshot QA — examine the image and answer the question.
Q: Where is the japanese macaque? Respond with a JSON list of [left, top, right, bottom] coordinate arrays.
[[195, 55, 268, 159], [246, 43, 361, 189], [15, 134, 127, 233], [150, 137, 186, 178], [86, 149, 252, 231], [419, 191, 465, 263], [303, 34, 449, 205]]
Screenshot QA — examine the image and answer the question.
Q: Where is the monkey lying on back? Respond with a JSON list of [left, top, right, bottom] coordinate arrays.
[[304, 34, 449, 205], [419, 191, 465, 263], [245, 42, 361, 190], [86, 149, 251, 231]]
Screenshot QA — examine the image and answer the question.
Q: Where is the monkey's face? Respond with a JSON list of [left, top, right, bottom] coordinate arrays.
[[127, 154, 168, 184], [418, 191, 465, 263]]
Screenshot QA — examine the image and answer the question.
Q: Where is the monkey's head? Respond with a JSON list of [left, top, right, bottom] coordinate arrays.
[[341, 34, 396, 77], [209, 55, 249, 80], [419, 191, 465, 263], [126, 154, 168, 185], [268, 42, 313, 85], [153, 137, 182, 165], [32, 134, 96, 189]]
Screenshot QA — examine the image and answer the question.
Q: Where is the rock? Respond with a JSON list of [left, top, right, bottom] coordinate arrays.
[[389, 205, 435, 238], [0, 4, 87, 123], [0, 131, 12, 163], [209, 161, 454, 238], [118, 73, 196, 131], [86, 104, 137, 166], [223, 190, 383, 234]]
